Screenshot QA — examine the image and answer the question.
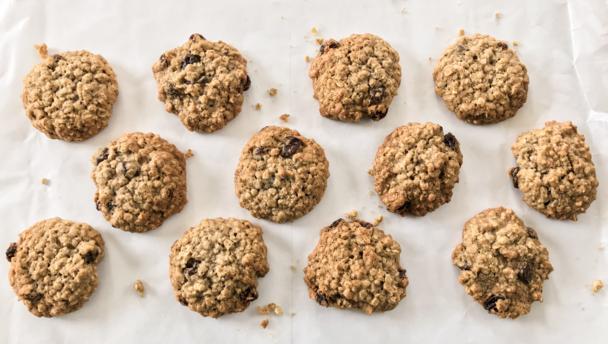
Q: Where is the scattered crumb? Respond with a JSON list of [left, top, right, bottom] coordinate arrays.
[[512, 40, 520, 47], [400, 7, 407, 14], [41, 178, 50, 186], [289, 265, 297, 272], [311, 27, 319, 36], [254, 103, 262, 111], [133, 280, 145, 297], [369, 190, 375, 196], [428, 57, 433, 63], [257, 303, 284, 316], [290, 312, 296, 317], [184, 149, 194, 159], [495, 12, 502, 20], [458, 29, 465, 36], [279, 114, 290, 122], [304, 55, 311, 63], [315, 38, 324, 45], [267, 88, 278, 97], [260, 319, 269, 329], [592, 280, 604, 293], [346, 210, 358, 219], [372, 215, 384, 226]]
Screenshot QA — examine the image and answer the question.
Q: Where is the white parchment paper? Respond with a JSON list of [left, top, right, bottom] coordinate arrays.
[[0, 0, 606, 343]]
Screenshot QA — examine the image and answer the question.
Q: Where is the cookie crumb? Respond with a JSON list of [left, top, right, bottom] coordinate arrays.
[[260, 319, 269, 329], [311, 27, 319, 36], [35, 44, 49, 58], [400, 7, 407, 14], [495, 12, 502, 20], [345, 210, 358, 219], [512, 40, 520, 47], [304, 55, 311, 63], [254, 103, 262, 111], [592, 280, 604, 293], [372, 215, 383, 226], [290, 264, 297, 272], [315, 38, 324, 45], [133, 280, 145, 297], [267, 88, 278, 97], [184, 149, 194, 159], [458, 29, 465, 36], [279, 114, 290, 122], [290, 312, 296, 317], [41, 178, 50, 186], [257, 303, 284, 316]]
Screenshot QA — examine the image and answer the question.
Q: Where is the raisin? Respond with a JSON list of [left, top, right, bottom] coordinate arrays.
[[517, 263, 534, 284], [526, 227, 538, 239], [510, 167, 520, 189], [253, 146, 269, 156], [316, 293, 328, 305], [96, 148, 109, 165], [28, 292, 43, 304], [166, 85, 183, 98], [543, 188, 552, 206], [396, 201, 412, 215], [357, 220, 373, 228], [242, 75, 251, 91], [329, 218, 344, 228], [183, 258, 201, 276], [181, 54, 201, 69], [472, 55, 478, 61], [369, 108, 388, 121], [483, 295, 504, 311], [159, 54, 169, 68], [280, 136, 304, 158], [240, 287, 258, 301], [319, 40, 339, 54], [178, 297, 188, 306], [83, 250, 98, 264], [443, 132, 458, 149], [189, 33, 206, 41], [194, 74, 209, 85], [497, 42, 508, 50], [106, 202, 114, 212], [398, 268, 407, 278], [369, 86, 385, 105], [95, 201, 101, 211], [6, 242, 17, 262]]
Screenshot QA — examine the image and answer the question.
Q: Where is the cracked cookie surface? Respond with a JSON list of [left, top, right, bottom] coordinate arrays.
[[370, 122, 463, 216], [234, 126, 329, 223], [304, 218, 408, 314], [510, 121, 598, 220], [169, 218, 269, 318], [91, 132, 187, 232], [452, 207, 553, 319], [433, 34, 528, 124], [22, 44, 118, 141], [152, 34, 249, 133], [7, 218, 105, 317], [309, 33, 401, 122]]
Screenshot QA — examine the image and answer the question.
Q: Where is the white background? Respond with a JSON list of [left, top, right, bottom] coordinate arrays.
[[0, 0, 607, 343]]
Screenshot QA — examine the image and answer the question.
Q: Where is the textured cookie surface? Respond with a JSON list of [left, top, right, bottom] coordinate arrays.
[[433, 34, 528, 124], [91, 132, 187, 232], [304, 218, 408, 314], [7, 218, 105, 317], [169, 218, 269, 318], [22, 44, 118, 141], [452, 207, 553, 319], [510, 121, 598, 220], [309, 33, 401, 122], [152, 34, 249, 133], [235, 126, 329, 223], [370, 122, 463, 216]]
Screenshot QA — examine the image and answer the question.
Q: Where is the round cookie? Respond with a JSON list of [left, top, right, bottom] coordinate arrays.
[[152, 34, 249, 133], [309, 33, 401, 122], [452, 207, 553, 319], [510, 121, 598, 220], [433, 34, 528, 124], [370, 122, 463, 216], [169, 218, 269, 318], [234, 126, 329, 223], [304, 218, 408, 314], [7, 218, 105, 317], [91, 132, 187, 232], [22, 44, 118, 141]]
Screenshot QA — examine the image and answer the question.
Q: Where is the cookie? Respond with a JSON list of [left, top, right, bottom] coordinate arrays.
[[433, 34, 528, 124], [21, 44, 118, 141], [234, 126, 329, 223], [309, 33, 401, 122], [510, 121, 598, 220], [152, 34, 249, 133], [370, 122, 463, 216], [91, 132, 187, 232], [304, 218, 408, 314], [7, 218, 105, 317], [452, 207, 553, 319], [169, 218, 269, 318]]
